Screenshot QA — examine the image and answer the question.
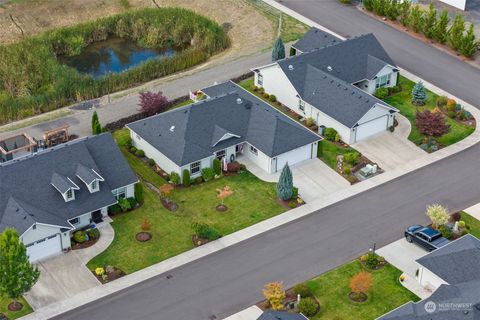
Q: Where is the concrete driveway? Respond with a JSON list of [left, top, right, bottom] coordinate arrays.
[[239, 156, 349, 202], [353, 115, 427, 171], [24, 221, 114, 310]]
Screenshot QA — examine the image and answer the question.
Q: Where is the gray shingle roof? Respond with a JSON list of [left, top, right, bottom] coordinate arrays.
[[51, 172, 78, 194], [0, 133, 137, 235], [416, 234, 480, 285], [292, 27, 342, 53], [128, 81, 320, 166], [76, 163, 103, 185], [258, 310, 308, 320], [279, 33, 396, 84]]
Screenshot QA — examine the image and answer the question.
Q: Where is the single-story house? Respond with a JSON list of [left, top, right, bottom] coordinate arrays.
[[290, 26, 342, 55], [378, 234, 480, 320], [257, 310, 309, 320], [127, 81, 321, 180], [253, 32, 399, 143], [0, 133, 138, 263]]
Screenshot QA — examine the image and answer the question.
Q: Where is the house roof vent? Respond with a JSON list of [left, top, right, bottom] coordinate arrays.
[[288, 64, 294, 71], [327, 66, 333, 72], [169, 126, 175, 132], [236, 98, 242, 105]]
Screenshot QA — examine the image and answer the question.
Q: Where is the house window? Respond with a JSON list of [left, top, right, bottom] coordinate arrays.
[[66, 189, 73, 200], [112, 187, 126, 199], [375, 74, 391, 88], [190, 161, 201, 175], [215, 149, 226, 160], [91, 180, 97, 191], [299, 99, 305, 111], [69, 217, 79, 225], [257, 73, 263, 86], [250, 145, 258, 156]]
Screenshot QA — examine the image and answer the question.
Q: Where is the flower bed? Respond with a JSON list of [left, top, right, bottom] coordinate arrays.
[[71, 226, 100, 250], [93, 265, 126, 284]]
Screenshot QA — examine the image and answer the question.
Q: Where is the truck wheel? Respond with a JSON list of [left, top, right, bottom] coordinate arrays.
[[406, 235, 413, 243]]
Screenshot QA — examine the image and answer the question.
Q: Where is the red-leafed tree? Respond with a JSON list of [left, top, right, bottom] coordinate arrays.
[[138, 91, 169, 116], [415, 110, 450, 137]]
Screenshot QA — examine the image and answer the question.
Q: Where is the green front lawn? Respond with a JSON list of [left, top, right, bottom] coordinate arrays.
[[384, 76, 474, 147], [87, 129, 287, 274], [317, 140, 358, 169], [460, 211, 480, 238], [0, 296, 32, 319], [304, 260, 420, 320]]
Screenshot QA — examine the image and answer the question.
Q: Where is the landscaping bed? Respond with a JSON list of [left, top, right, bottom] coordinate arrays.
[[0, 296, 32, 320], [71, 226, 100, 250], [301, 260, 419, 320], [86, 129, 287, 274], [383, 76, 475, 151], [93, 265, 126, 284]]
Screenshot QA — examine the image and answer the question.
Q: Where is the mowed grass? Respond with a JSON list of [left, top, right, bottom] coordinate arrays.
[[460, 211, 480, 238], [305, 260, 420, 320], [87, 129, 286, 273], [0, 296, 32, 319], [317, 140, 359, 169], [384, 76, 474, 147]]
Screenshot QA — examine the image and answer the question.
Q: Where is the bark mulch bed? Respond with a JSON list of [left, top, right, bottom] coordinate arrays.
[[192, 235, 210, 247], [216, 204, 228, 212], [94, 266, 126, 284], [71, 236, 100, 250], [349, 292, 368, 303], [0, 312, 8, 320], [257, 288, 320, 314], [276, 197, 305, 209], [7, 301, 23, 312], [161, 198, 178, 212], [136, 232, 152, 242]]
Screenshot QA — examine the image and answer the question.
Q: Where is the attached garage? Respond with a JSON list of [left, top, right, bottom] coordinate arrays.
[[26, 234, 63, 263], [274, 143, 316, 173], [354, 115, 388, 142]]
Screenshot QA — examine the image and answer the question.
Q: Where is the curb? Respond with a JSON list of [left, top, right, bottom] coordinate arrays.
[[20, 3, 480, 319]]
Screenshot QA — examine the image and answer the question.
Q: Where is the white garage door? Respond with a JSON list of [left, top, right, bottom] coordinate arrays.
[[355, 115, 388, 142], [275, 144, 312, 172], [26, 234, 62, 263]]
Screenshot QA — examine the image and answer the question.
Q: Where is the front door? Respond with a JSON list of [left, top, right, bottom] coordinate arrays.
[[91, 210, 103, 223]]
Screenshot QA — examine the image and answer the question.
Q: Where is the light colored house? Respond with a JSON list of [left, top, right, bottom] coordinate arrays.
[[254, 33, 399, 144], [257, 310, 309, 320], [290, 26, 341, 56], [378, 234, 480, 320], [127, 81, 321, 180], [0, 133, 138, 263]]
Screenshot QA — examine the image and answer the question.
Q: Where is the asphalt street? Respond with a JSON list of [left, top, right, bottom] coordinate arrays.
[[54, 1, 480, 319]]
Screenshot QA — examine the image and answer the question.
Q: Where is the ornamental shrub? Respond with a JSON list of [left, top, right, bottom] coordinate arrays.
[[344, 152, 360, 165], [269, 94, 277, 102], [298, 297, 318, 317], [276, 163, 293, 200], [366, 252, 379, 269], [293, 283, 312, 298], [87, 228, 100, 240], [213, 158, 221, 175], [130, 146, 137, 153], [109, 204, 122, 215], [292, 186, 299, 199], [192, 222, 222, 241], [373, 87, 389, 99], [263, 93, 270, 100], [334, 133, 341, 142], [306, 117, 315, 127], [272, 37, 286, 61], [170, 172, 180, 185], [147, 158, 156, 167], [118, 198, 131, 212], [138, 91, 169, 116], [134, 183, 144, 204], [227, 161, 241, 173], [439, 225, 452, 239], [437, 96, 448, 108], [182, 169, 191, 187], [127, 197, 138, 208], [73, 231, 87, 243], [201, 167, 215, 181], [411, 81, 426, 105], [458, 220, 466, 228], [135, 149, 145, 157], [415, 110, 450, 137], [324, 127, 338, 141]]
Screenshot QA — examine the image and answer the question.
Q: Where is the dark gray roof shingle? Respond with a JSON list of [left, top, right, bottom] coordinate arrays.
[[258, 310, 308, 320], [51, 172, 78, 194], [0, 133, 137, 235], [76, 163, 103, 185], [292, 27, 342, 53], [128, 81, 320, 166]]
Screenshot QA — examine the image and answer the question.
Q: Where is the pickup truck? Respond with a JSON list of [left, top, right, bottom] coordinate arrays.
[[405, 225, 450, 251]]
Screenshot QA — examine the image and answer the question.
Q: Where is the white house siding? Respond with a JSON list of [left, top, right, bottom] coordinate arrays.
[[255, 66, 300, 111], [274, 142, 317, 172], [130, 128, 181, 176], [244, 143, 273, 173], [362, 67, 399, 94], [439, 0, 466, 10], [417, 266, 448, 290], [21, 224, 71, 251], [179, 156, 212, 179]]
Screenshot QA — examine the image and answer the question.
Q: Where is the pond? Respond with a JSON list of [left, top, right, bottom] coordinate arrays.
[[58, 37, 178, 78]]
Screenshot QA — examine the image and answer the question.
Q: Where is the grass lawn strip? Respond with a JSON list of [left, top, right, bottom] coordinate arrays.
[[384, 76, 474, 147], [87, 129, 286, 274], [0, 295, 32, 319], [460, 211, 480, 238], [305, 260, 420, 320]]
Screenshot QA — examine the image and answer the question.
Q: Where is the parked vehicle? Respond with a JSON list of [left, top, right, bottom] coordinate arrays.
[[405, 225, 450, 251]]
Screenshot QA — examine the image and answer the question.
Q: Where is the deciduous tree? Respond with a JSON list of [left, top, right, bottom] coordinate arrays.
[[426, 204, 450, 228], [138, 91, 169, 116], [263, 282, 286, 311], [349, 272, 372, 295], [216, 186, 233, 205], [0, 229, 40, 310], [415, 110, 450, 137]]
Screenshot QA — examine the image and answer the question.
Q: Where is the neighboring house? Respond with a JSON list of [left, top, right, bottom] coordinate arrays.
[[253, 32, 399, 143], [0, 133, 138, 263], [127, 81, 321, 180], [290, 26, 342, 55], [0, 132, 38, 163], [257, 310, 309, 320], [378, 234, 480, 320]]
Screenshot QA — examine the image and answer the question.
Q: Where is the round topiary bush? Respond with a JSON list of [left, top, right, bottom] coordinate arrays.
[[73, 230, 87, 243], [135, 149, 145, 157], [293, 283, 312, 298], [147, 158, 156, 167], [298, 297, 318, 317]]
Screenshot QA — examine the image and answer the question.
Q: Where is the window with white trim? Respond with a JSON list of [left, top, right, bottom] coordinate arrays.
[[66, 189, 73, 200], [257, 73, 263, 86], [190, 161, 201, 175], [375, 74, 391, 88], [69, 217, 79, 225], [112, 187, 126, 199], [91, 180, 97, 191], [250, 146, 258, 156], [299, 99, 305, 111], [215, 149, 225, 159]]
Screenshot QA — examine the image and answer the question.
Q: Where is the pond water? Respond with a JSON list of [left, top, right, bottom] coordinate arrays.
[[59, 37, 177, 78]]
